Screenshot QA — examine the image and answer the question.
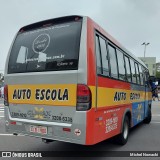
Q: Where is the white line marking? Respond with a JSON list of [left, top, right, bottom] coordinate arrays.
[[0, 116, 4, 118], [0, 134, 13, 136], [151, 122, 160, 124], [0, 111, 4, 113], [152, 114, 160, 117], [0, 134, 24, 136]]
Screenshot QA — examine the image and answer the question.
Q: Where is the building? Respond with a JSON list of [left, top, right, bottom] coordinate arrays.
[[138, 57, 156, 76]]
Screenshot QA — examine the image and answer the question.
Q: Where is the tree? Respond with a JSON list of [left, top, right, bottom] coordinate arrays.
[[0, 73, 4, 87], [156, 71, 160, 78]]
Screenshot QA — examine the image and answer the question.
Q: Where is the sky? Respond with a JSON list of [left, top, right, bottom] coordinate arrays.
[[0, 0, 160, 73]]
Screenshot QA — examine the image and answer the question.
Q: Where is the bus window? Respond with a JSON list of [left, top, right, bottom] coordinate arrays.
[[108, 44, 118, 79], [139, 65, 144, 85], [130, 59, 137, 83], [99, 37, 109, 76], [142, 67, 147, 85], [8, 21, 82, 73], [145, 70, 150, 86], [142, 67, 149, 86], [124, 56, 132, 82], [135, 63, 140, 85], [116, 49, 126, 81], [95, 35, 103, 74]]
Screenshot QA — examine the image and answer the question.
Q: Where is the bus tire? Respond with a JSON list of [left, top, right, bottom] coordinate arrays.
[[115, 116, 129, 145], [143, 107, 152, 124]]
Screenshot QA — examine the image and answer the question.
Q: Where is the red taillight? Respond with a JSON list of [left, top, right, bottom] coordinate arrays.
[[76, 84, 91, 111], [4, 85, 8, 106], [63, 128, 71, 132], [10, 121, 16, 125]]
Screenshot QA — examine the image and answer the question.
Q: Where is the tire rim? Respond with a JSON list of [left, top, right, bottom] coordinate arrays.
[[123, 121, 128, 139]]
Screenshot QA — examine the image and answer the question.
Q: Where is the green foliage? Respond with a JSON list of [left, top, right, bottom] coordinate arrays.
[[156, 71, 160, 78]]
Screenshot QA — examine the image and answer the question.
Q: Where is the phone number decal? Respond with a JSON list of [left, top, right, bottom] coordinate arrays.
[[52, 116, 72, 123]]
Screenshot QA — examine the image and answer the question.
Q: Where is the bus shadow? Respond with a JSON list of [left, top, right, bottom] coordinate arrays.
[[23, 121, 153, 159], [38, 122, 146, 153]]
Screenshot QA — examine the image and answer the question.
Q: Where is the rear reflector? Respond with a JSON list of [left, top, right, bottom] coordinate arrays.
[[76, 84, 91, 111], [10, 121, 16, 125], [63, 128, 71, 132], [4, 85, 8, 106]]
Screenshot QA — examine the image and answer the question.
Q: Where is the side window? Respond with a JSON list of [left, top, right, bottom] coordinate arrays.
[[108, 44, 118, 79], [144, 69, 150, 87], [139, 65, 144, 85], [142, 67, 147, 85], [116, 49, 126, 81], [99, 37, 109, 76], [135, 63, 140, 85], [146, 70, 150, 83], [130, 59, 137, 83], [95, 35, 102, 74], [124, 56, 132, 82]]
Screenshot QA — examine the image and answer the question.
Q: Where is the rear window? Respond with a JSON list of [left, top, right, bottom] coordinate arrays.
[[8, 21, 82, 73]]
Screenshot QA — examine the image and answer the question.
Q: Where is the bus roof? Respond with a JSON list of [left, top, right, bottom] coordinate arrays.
[[19, 15, 83, 32]]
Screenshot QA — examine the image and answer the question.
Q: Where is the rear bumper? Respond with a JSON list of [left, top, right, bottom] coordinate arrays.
[[4, 106, 86, 145]]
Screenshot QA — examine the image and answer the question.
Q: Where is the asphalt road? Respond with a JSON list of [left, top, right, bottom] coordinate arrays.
[[0, 99, 160, 160]]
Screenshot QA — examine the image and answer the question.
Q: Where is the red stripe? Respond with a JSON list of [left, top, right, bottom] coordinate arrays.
[[87, 18, 96, 86], [96, 104, 132, 111], [98, 76, 130, 89]]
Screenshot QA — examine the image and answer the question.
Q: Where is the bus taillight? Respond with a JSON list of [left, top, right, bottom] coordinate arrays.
[[76, 84, 91, 111], [4, 85, 9, 106]]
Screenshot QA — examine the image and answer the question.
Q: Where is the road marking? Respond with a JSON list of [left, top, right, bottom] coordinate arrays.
[[0, 116, 4, 118], [0, 107, 4, 111], [0, 134, 13, 136], [151, 122, 160, 124], [152, 114, 160, 117], [0, 134, 24, 136]]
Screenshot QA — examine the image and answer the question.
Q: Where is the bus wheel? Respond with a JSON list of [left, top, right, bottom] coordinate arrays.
[[143, 107, 152, 124], [115, 116, 129, 145]]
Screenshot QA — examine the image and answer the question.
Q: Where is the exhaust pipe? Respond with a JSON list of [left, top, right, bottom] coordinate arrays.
[[42, 138, 54, 144], [13, 133, 18, 136]]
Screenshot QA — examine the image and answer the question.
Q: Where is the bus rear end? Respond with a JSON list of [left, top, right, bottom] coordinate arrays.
[[4, 16, 91, 145]]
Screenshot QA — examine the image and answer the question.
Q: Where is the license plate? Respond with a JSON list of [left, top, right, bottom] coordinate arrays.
[[30, 125, 47, 135]]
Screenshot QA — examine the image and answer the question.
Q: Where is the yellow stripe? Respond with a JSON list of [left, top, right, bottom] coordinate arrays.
[[8, 84, 77, 106], [89, 86, 152, 108], [8, 84, 152, 108]]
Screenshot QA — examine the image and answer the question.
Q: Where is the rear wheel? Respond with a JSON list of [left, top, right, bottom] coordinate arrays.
[[115, 116, 129, 145], [143, 107, 152, 124]]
